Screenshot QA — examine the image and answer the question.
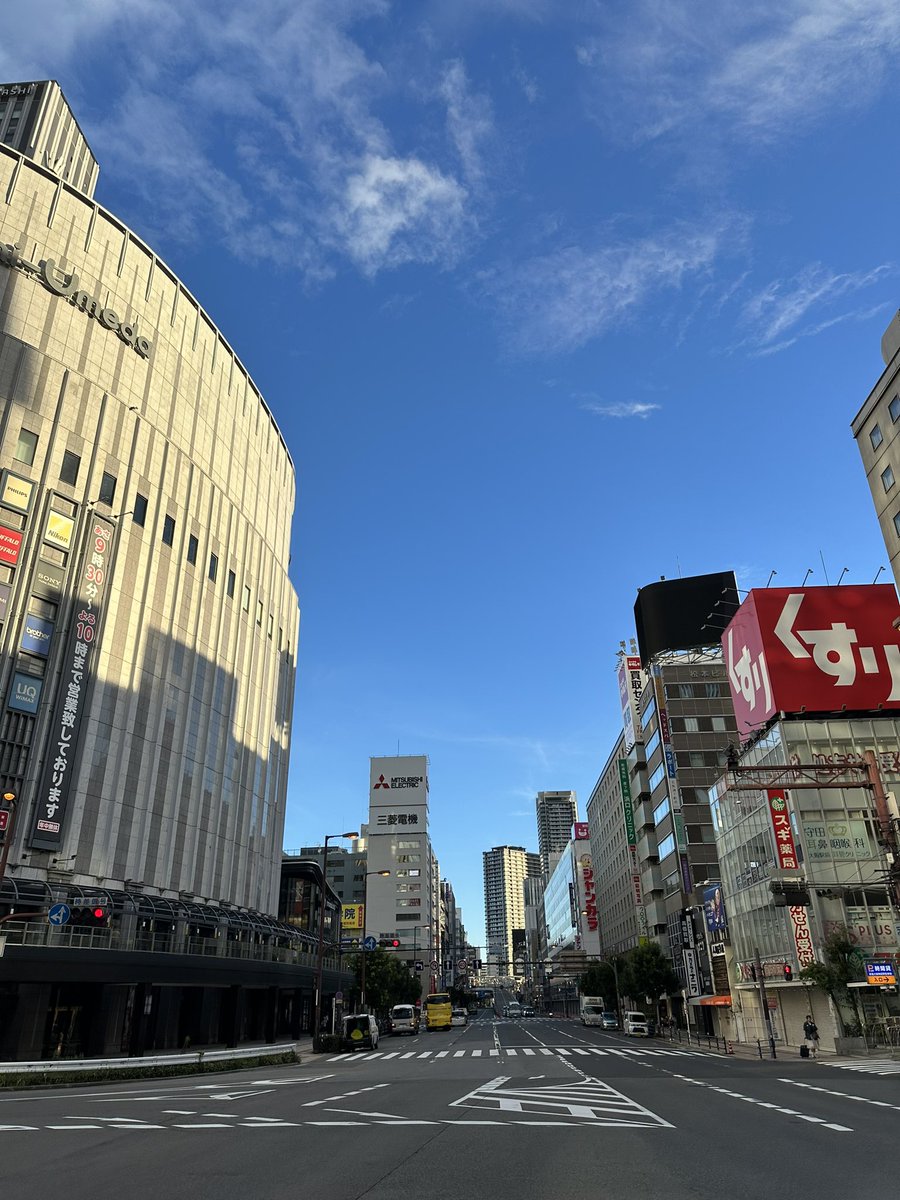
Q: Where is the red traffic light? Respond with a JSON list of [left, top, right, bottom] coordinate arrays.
[[93, 907, 106, 919], [783, 964, 793, 982]]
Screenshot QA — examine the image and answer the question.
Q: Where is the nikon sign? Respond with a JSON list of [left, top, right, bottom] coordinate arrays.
[[0, 241, 152, 359]]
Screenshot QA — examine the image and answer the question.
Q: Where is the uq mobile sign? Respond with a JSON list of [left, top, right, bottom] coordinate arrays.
[[0, 240, 153, 359], [723, 584, 900, 742]]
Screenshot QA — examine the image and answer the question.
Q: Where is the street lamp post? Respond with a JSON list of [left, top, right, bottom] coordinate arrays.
[[313, 831, 358, 1051], [360, 869, 390, 1012], [0, 792, 17, 895]]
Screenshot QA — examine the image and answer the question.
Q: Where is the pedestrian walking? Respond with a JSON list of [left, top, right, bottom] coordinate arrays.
[[803, 1014, 819, 1058]]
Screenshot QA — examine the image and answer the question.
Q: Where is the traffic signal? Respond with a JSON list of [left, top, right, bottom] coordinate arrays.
[[378, 938, 401, 948], [71, 904, 109, 927], [783, 964, 793, 982]]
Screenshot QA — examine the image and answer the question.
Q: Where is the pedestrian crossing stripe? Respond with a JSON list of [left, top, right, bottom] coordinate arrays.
[[327, 1046, 702, 1063], [821, 1059, 900, 1076]]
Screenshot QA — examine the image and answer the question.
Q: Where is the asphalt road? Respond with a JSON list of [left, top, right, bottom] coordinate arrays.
[[1, 1012, 897, 1199]]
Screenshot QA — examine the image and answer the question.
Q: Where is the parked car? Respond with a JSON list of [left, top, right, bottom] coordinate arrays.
[[341, 1013, 380, 1051], [451, 1008, 468, 1027], [389, 1004, 420, 1036], [601, 1012, 619, 1030], [623, 1010, 650, 1037]]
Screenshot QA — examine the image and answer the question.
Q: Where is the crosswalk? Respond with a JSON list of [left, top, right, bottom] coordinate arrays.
[[820, 1057, 900, 1076], [328, 1045, 703, 1064]]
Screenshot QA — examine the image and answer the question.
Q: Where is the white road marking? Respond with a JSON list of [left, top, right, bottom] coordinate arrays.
[[399, 1052, 416, 1059], [523, 1049, 536, 1056], [780, 1077, 900, 1112], [417, 1052, 432, 1059], [668, 1073, 852, 1132], [450, 1075, 672, 1127], [436, 1051, 449, 1058], [380, 1052, 400, 1060], [454, 1051, 465, 1057], [821, 1058, 900, 1076]]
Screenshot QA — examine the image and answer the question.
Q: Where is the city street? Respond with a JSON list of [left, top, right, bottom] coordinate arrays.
[[1, 1012, 897, 1199]]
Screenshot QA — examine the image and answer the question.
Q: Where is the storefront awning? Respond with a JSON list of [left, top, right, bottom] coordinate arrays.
[[687, 994, 732, 1006]]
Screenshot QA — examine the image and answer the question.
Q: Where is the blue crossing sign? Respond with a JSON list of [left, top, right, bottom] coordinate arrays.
[[48, 903, 71, 926]]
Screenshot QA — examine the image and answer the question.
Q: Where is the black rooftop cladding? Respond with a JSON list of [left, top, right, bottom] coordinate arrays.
[[0, 881, 317, 943], [0, 877, 51, 905]]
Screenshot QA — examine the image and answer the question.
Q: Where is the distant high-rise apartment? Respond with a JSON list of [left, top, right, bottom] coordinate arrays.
[[483, 845, 542, 974], [535, 790, 578, 877]]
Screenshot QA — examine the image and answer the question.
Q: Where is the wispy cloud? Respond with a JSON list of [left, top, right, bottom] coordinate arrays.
[[739, 262, 894, 353], [581, 400, 661, 419], [15, 0, 486, 281], [439, 59, 495, 184], [481, 218, 733, 355], [582, 1, 900, 147]]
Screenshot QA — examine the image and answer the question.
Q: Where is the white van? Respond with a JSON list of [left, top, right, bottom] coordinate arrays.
[[623, 1011, 649, 1037], [506, 1002, 522, 1018], [389, 1004, 419, 1036]]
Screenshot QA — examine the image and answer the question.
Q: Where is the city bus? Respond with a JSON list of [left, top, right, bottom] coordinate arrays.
[[423, 992, 453, 1031]]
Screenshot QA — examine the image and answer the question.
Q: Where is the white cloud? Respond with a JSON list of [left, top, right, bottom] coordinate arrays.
[[582, 400, 661, 419], [740, 263, 893, 352], [584, 1, 900, 146], [440, 59, 495, 183], [9, 0, 481, 280], [482, 219, 729, 355], [340, 154, 469, 273]]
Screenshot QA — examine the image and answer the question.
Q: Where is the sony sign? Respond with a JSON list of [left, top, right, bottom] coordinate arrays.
[[0, 241, 152, 359]]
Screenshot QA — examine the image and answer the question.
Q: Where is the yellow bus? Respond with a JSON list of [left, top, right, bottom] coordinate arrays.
[[423, 992, 453, 1031]]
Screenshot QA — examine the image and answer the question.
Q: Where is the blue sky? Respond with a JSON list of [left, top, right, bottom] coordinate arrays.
[[6, 2, 900, 949]]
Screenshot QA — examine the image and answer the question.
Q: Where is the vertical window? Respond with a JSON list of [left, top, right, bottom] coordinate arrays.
[[98, 471, 117, 506], [267, 613, 273, 639], [871, 424, 884, 450], [278, 626, 283, 650], [227, 569, 236, 598], [186, 534, 198, 565], [882, 465, 895, 493], [890, 395, 900, 423], [162, 514, 175, 546], [14, 429, 38, 465], [133, 493, 148, 526], [893, 512, 900, 539], [59, 450, 81, 486], [242, 585, 251, 613], [208, 553, 218, 582], [256, 600, 263, 627]]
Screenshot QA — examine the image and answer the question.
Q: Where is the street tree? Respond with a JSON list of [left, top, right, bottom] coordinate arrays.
[[798, 925, 865, 1035], [347, 949, 422, 1015], [622, 943, 680, 1021]]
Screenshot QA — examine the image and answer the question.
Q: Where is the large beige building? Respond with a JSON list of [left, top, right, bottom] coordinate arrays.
[[0, 82, 298, 915], [851, 312, 900, 588]]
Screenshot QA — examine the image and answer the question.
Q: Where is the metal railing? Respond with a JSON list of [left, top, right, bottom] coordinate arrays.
[[661, 1025, 733, 1055], [0, 919, 343, 972]]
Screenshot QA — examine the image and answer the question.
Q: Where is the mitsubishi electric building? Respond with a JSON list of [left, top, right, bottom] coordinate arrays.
[[0, 82, 337, 1060]]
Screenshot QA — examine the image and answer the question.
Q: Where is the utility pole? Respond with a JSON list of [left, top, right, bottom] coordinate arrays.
[[755, 947, 777, 1059]]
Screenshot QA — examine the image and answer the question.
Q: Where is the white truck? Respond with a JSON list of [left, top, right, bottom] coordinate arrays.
[[580, 996, 605, 1026]]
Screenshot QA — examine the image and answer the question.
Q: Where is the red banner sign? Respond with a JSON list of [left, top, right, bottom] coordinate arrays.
[[0, 525, 22, 565], [723, 585, 900, 741], [790, 905, 816, 967], [767, 789, 799, 871]]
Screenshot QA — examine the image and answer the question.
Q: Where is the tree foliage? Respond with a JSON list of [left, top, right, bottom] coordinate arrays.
[[579, 961, 620, 1005], [347, 949, 422, 1014], [622, 942, 681, 1010], [798, 925, 865, 1034]]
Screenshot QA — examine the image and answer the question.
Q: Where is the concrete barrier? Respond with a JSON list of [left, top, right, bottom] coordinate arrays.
[[0, 1042, 300, 1076]]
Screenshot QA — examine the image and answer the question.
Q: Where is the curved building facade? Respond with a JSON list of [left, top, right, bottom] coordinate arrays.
[[0, 85, 299, 915]]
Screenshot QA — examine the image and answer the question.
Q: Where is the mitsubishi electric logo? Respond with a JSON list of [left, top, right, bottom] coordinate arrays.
[[374, 774, 390, 789]]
